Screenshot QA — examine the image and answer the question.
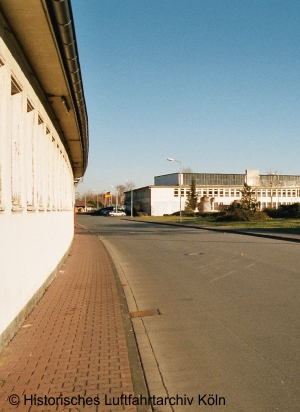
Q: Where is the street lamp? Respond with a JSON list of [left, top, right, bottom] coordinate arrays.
[[167, 157, 182, 222], [124, 179, 133, 217]]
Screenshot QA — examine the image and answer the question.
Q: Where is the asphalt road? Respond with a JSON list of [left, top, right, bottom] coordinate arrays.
[[78, 216, 300, 412]]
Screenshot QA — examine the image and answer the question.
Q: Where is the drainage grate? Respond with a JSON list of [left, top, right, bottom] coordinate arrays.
[[130, 309, 161, 318]]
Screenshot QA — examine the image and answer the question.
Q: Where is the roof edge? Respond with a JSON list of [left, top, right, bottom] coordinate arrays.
[[45, 0, 89, 177]]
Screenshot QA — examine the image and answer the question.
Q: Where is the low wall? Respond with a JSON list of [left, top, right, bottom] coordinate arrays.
[[0, 211, 74, 353]]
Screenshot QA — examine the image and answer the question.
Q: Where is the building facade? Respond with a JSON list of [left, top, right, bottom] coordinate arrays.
[[0, 0, 88, 352], [125, 170, 300, 216]]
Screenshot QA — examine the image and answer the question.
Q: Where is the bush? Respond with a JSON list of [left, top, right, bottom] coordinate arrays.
[[264, 203, 300, 218], [137, 211, 148, 216], [216, 209, 269, 222], [171, 210, 198, 217]]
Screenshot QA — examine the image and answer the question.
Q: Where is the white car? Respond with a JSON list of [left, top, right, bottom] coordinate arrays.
[[107, 210, 126, 217]]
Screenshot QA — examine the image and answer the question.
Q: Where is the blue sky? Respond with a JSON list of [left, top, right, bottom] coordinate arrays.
[[72, 0, 300, 194]]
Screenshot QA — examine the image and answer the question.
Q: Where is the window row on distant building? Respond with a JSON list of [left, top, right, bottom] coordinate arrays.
[[0, 44, 74, 213], [174, 188, 300, 198]]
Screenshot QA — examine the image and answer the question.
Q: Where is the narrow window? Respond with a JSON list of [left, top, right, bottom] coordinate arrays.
[[37, 115, 45, 210], [11, 76, 23, 211], [51, 136, 56, 210], [0, 58, 6, 210], [46, 127, 52, 210], [26, 99, 35, 210]]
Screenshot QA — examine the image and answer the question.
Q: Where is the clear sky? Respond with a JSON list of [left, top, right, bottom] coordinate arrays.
[[71, 0, 300, 194]]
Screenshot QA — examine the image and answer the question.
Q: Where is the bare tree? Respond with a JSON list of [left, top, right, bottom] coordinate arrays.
[[116, 185, 126, 205], [124, 180, 135, 191], [182, 167, 193, 173], [261, 170, 282, 207]]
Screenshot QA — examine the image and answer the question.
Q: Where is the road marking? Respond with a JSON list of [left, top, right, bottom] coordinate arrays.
[[209, 270, 237, 283]]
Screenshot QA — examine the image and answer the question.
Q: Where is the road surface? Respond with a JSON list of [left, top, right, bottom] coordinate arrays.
[[78, 216, 300, 412]]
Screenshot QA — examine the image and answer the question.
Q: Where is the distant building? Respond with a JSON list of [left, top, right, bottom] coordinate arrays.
[[124, 170, 300, 216], [75, 202, 94, 213], [0, 1, 88, 352]]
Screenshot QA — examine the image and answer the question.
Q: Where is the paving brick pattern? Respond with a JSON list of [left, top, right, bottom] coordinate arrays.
[[0, 226, 137, 411]]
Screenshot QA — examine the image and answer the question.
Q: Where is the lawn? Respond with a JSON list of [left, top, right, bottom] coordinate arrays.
[[133, 215, 300, 233]]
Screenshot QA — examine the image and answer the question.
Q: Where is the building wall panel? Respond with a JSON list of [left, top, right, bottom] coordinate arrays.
[[0, 32, 75, 351]]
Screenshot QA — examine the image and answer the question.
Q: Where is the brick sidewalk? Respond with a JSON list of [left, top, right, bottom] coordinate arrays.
[[0, 226, 140, 411]]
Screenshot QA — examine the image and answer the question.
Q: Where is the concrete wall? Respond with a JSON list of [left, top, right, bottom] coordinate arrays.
[[246, 169, 260, 186], [0, 21, 75, 351], [132, 187, 151, 215]]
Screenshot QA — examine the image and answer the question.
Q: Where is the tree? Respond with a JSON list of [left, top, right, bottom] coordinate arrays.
[[124, 180, 135, 191], [116, 184, 126, 205], [239, 183, 260, 211], [182, 167, 193, 173], [185, 176, 198, 212], [261, 170, 282, 207]]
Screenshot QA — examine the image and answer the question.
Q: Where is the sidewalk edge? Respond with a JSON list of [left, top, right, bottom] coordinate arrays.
[[77, 223, 152, 412]]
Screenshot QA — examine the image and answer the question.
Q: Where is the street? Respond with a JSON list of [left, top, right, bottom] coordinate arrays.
[[78, 215, 300, 412]]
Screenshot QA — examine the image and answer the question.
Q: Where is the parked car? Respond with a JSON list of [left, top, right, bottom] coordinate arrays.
[[107, 210, 126, 217], [99, 207, 113, 215]]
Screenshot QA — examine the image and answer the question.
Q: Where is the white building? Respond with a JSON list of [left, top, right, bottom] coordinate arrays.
[[0, 1, 88, 352], [124, 170, 300, 216]]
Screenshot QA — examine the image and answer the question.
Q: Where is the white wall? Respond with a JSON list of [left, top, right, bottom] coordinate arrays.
[[0, 30, 75, 349], [151, 187, 182, 216], [150, 186, 300, 215], [0, 212, 74, 337], [246, 169, 260, 186]]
